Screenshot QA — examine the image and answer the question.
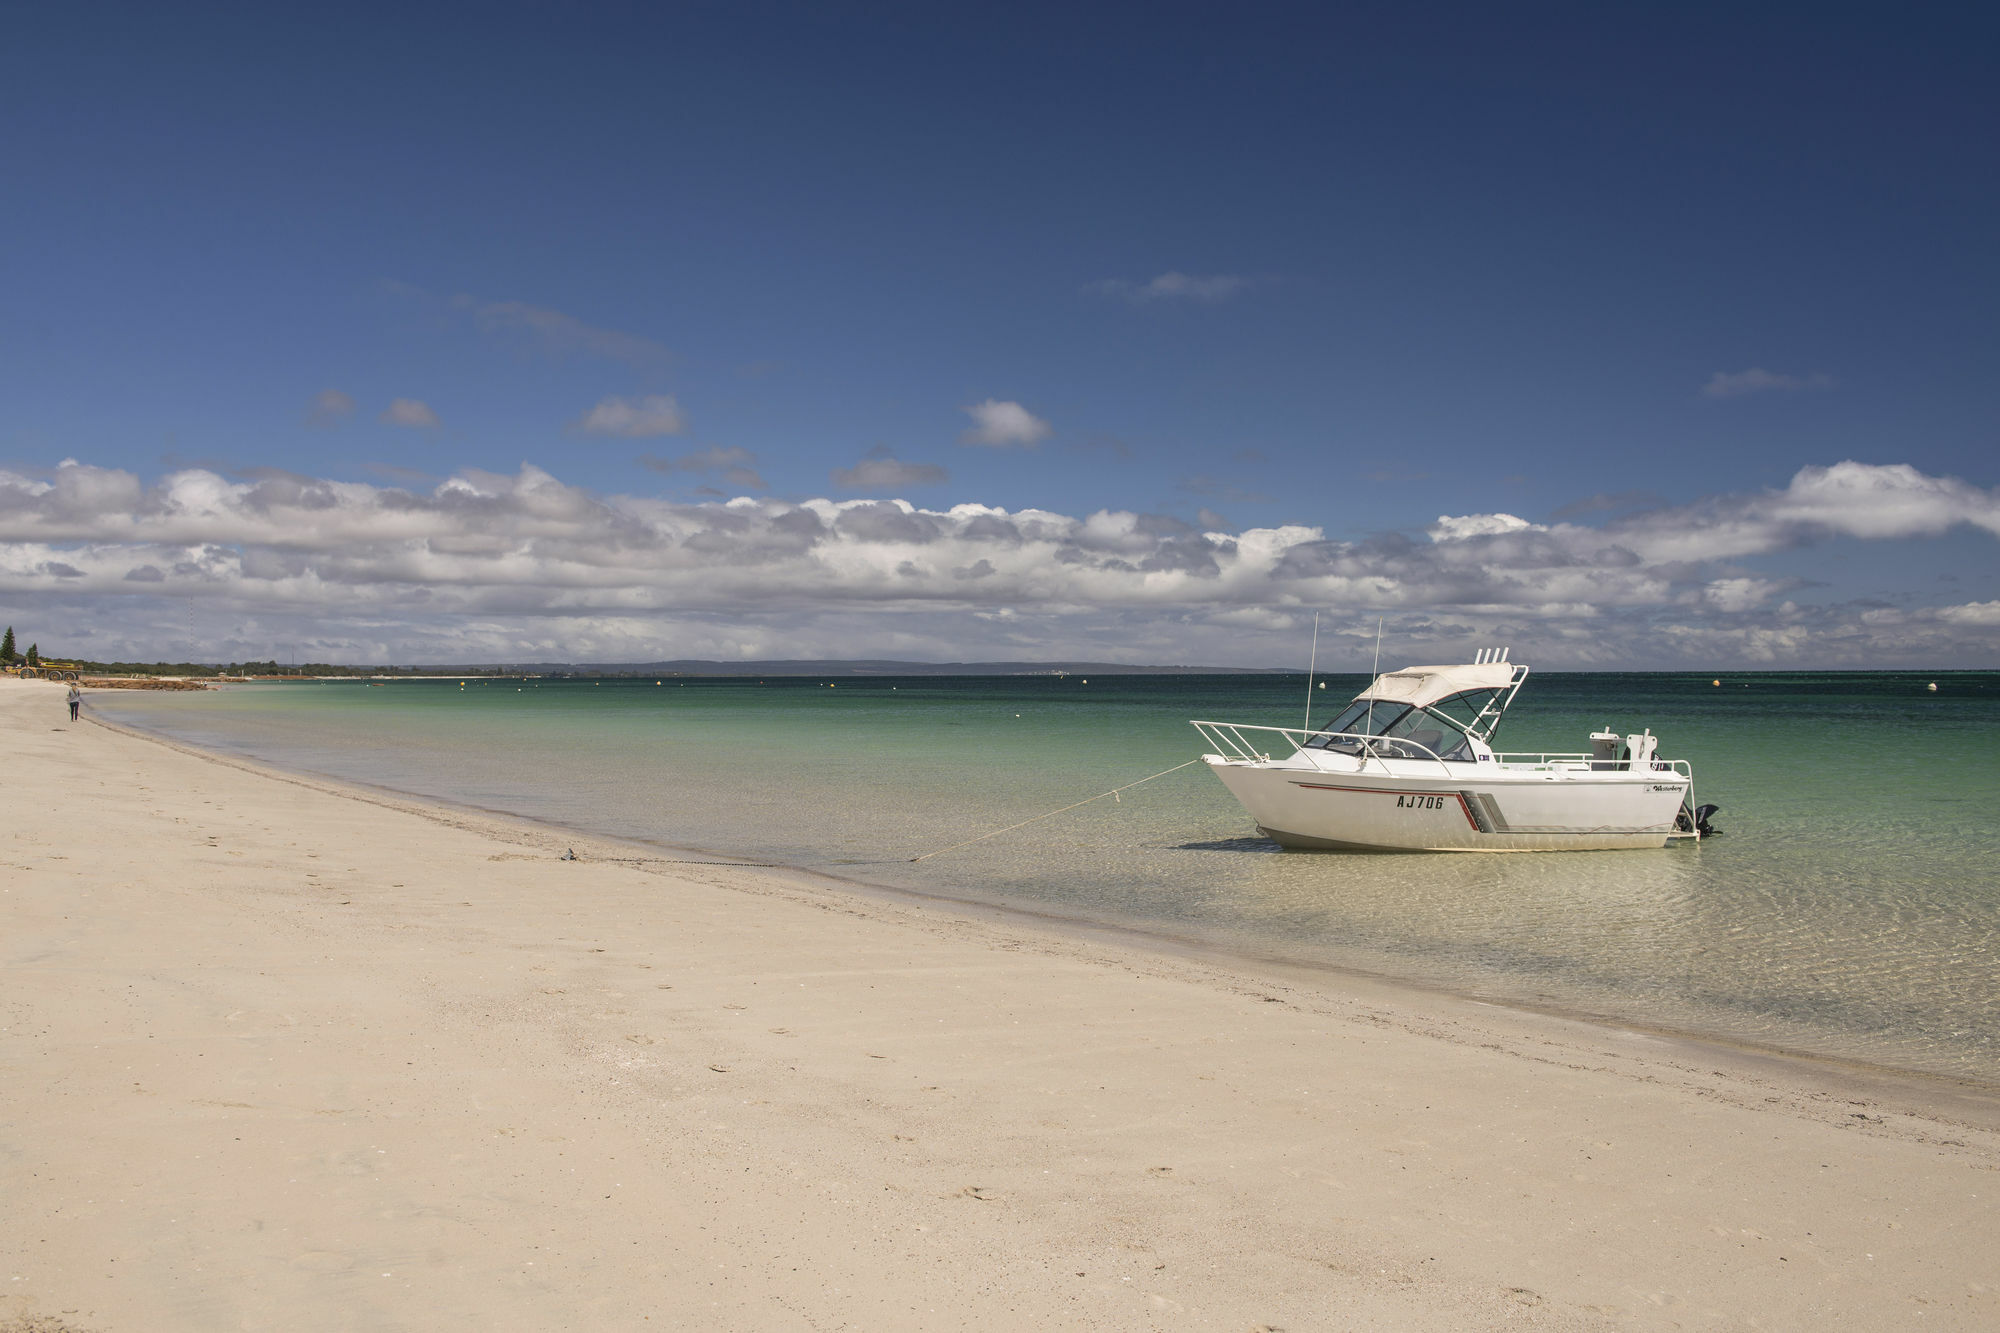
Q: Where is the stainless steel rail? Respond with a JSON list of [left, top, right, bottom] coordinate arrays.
[[1190, 720, 1458, 775], [1190, 720, 1694, 780]]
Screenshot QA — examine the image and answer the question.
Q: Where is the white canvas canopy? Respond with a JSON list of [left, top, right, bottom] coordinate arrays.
[[1355, 662, 1521, 710]]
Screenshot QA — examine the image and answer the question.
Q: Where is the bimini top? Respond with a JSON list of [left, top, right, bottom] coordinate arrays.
[[1356, 660, 1522, 710]]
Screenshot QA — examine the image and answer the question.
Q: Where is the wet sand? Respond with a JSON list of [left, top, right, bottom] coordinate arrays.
[[3, 675, 1997, 1330]]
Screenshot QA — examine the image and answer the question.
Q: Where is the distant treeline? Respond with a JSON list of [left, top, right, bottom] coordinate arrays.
[[65, 660, 514, 678], [24, 651, 1280, 678]]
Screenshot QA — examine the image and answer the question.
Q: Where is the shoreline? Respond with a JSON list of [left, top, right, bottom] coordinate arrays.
[[83, 691, 2000, 1110], [7, 675, 1999, 1329]]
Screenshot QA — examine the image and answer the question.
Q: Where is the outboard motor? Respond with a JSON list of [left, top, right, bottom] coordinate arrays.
[[1675, 801, 1722, 837]]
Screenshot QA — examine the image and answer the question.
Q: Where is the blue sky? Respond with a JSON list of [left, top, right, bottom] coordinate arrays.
[[2, 2, 1996, 667]]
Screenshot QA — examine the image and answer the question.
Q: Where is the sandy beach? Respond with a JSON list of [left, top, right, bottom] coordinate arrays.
[[3, 675, 1996, 1331]]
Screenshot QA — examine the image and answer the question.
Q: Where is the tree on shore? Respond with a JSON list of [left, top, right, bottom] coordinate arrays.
[[26, 643, 41, 666], [0, 626, 14, 662]]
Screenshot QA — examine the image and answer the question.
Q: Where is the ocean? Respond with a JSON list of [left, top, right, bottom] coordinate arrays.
[[89, 670, 2000, 1084]]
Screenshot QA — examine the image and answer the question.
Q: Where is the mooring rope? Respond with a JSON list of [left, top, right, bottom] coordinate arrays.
[[907, 758, 1203, 862]]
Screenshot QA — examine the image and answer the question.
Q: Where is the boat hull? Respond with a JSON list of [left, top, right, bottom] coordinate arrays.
[[1205, 757, 1689, 852]]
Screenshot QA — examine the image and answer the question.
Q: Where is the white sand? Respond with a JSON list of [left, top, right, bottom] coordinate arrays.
[[3, 675, 1997, 1330]]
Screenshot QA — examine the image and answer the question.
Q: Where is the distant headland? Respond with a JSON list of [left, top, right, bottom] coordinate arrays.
[[17, 655, 1290, 682]]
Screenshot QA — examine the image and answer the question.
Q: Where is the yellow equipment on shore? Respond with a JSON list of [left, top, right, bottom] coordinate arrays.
[[3, 662, 84, 681]]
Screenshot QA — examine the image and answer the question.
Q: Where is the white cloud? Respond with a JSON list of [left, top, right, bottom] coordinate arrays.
[[1938, 601, 2000, 626], [1430, 513, 1543, 542], [306, 389, 355, 427], [1605, 461, 2000, 562], [832, 453, 949, 491], [1089, 272, 1250, 302], [1, 459, 1996, 668], [572, 394, 687, 437], [381, 398, 440, 429], [1701, 577, 1783, 613], [961, 399, 1051, 448], [1701, 367, 1835, 399]]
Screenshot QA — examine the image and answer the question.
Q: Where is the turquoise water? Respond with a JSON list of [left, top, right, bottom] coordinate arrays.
[[92, 671, 2000, 1083]]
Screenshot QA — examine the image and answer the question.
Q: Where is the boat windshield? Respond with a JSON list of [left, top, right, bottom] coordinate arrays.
[[1306, 699, 1474, 761], [1306, 699, 1406, 745], [1427, 689, 1503, 732]]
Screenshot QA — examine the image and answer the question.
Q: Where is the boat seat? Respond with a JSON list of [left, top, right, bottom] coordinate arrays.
[[1409, 729, 1445, 756]]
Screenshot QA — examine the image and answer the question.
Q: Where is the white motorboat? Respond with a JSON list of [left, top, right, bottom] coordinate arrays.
[[1193, 649, 1713, 852]]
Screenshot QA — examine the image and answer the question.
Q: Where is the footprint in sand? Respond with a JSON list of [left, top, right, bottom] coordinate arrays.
[[626, 1034, 656, 1046]]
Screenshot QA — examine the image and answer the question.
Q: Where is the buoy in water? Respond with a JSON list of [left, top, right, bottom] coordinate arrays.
[[1712, 679, 1720, 686], [1928, 682, 1938, 692]]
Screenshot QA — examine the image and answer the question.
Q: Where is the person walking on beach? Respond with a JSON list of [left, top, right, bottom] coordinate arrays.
[[66, 683, 81, 721]]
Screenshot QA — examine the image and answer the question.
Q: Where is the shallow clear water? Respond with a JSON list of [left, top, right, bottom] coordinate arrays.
[[92, 671, 2000, 1083]]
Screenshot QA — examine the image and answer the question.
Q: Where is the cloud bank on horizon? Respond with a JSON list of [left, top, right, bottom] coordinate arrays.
[[1, 458, 1994, 668]]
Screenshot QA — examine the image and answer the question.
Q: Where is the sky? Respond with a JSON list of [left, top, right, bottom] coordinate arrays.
[[2, 1, 1996, 669]]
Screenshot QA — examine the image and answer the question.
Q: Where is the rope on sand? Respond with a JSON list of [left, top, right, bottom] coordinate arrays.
[[907, 758, 1203, 863]]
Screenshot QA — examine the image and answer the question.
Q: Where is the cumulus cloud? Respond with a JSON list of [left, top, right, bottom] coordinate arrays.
[[640, 446, 764, 491], [1088, 272, 1250, 302], [306, 389, 355, 427], [1430, 513, 1543, 541], [961, 399, 1051, 448], [1600, 460, 2000, 557], [1, 459, 1996, 668], [1701, 367, 1835, 399], [1938, 601, 2000, 626], [831, 451, 948, 491], [572, 394, 687, 437], [1701, 577, 1785, 613], [381, 398, 440, 429]]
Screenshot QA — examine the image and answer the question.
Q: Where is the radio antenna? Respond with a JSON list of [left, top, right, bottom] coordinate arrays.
[[1363, 616, 1385, 736], [1302, 612, 1320, 732]]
